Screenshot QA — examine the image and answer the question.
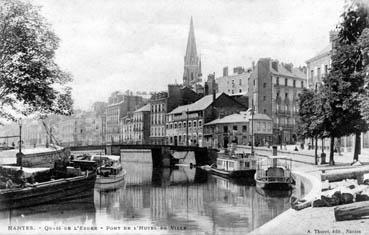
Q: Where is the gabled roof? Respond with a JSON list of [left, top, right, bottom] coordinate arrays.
[[306, 45, 331, 63], [169, 93, 222, 114], [205, 111, 271, 125], [270, 63, 306, 80], [134, 104, 150, 113]]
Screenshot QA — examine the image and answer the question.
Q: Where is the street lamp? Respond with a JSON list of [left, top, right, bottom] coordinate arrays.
[[279, 127, 283, 150], [18, 119, 23, 170], [251, 101, 255, 155]]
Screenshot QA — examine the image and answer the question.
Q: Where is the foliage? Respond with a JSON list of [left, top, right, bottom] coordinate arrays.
[[359, 28, 369, 124], [0, 0, 73, 123]]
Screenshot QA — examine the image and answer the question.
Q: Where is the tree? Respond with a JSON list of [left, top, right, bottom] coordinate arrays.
[[0, 0, 73, 123], [359, 29, 369, 126], [320, 1, 369, 164], [298, 87, 327, 165]]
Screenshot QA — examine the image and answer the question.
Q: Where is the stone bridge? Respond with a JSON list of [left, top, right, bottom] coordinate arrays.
[[69, 144, 216, 168]]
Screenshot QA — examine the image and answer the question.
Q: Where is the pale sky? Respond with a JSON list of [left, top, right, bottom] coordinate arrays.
[[33, 0, 346, 110]]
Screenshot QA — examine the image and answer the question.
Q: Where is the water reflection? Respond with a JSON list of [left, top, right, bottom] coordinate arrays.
[[0, 160, 292, 234], [95, 162, 290, 234]]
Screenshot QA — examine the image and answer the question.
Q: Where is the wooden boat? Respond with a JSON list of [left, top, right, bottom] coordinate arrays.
[[210, 152, 257, 180], [91, 155, 126, 186], [254, 157, 293, 190], [0, 160, 97, 210]]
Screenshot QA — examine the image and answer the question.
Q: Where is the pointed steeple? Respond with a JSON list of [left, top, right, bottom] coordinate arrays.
[[185, 16, 197, 59], [183, 17, 201, 87]]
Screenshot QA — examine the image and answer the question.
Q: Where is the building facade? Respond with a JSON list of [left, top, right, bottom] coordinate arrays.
[[306, 31, 337, 90], [203, 111, 273, 148], [105, 92, 144, 144], [183, 17, 202, 88], [166, 93, 247, 147], [150, 85, 202, 145], [216, 66, 251, 95], [249, 58, 307, 145], [132, 104, 151, 144]]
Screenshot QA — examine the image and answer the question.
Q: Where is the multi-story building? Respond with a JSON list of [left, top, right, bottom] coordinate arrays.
[[204, 73, 218, 95], [132, 104, 151, 144], [249, 58, 307, 145], [105, 92, 144, 144], [183, 17, 202, 88], [306, 31, 338, 90], [216, 66, 251, 95], [120, 112, 134, 144], [203, 111, 273, 148], [166, 93, 247, 147], [150, 85, 202, 145]]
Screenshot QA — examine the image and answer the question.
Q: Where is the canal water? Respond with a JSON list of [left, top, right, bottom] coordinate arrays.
[[0, 154, 296, 235]]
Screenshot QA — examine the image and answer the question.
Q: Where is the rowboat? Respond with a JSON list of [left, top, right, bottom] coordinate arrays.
[[91, 155, 126, 186]]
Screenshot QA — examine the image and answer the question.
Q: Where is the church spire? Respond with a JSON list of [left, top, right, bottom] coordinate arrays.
[[183, 17, 201, 87], [185, 16, 197, 58]]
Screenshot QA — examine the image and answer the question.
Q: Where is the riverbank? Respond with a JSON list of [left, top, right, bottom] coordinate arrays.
[[248, 148, 369, 235]]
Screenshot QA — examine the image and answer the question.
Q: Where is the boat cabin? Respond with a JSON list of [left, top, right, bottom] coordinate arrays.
[[216, 153, 256, 172]]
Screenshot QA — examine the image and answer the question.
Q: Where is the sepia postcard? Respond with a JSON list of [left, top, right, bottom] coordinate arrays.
[[0, 0, 369, 234]]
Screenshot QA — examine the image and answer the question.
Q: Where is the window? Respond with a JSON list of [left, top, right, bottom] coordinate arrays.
[[317, 67, 321, 79], [302, 81, 304, 88], [198, 120, 202, 127], [174, 122, 177, 128], [232, 90, 234, 94], [293, 80, 296, 88], [183, 122, 186, 128], [325, 65, 328, 75], [264, 109, 267, 113], [239, 89, 242, 93], [193, 121, 197, 127], [263, 82, 266, 88], [239, 79, 242, 85], [263, 96, 266, 101], [285, 78, 288, 86], [178, 122, 182, 128], [223, 126, 228, 133], [276, 77, 279, 85], [233, 125, 237, 131], [242, 125, 247, 132], [253, 80, 255, 86], [188, 121, 192, 127], [311, 70, 314, 78]]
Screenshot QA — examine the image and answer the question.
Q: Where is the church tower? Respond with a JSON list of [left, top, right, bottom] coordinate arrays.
[[183, 17, 202, 87]]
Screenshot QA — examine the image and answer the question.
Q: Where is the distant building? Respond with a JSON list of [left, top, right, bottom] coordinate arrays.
[[306, 31, 338, 90], [150, 85, 202, 145], [183, 17, 202, 88], [216, 66, 251, 95], [106, 92, 144, 144], [166, 93, 247, 147], [120, 112, 134, 144], [203, 111, 273, 148], [204, 73, 218, 95], [249, 58, 306, 144], [133, 104, 151, 144]]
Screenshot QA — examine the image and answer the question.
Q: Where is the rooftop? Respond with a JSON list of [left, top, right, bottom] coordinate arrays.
[[205, 111, 271, 125], [169, 93, 222, 114], [134, 104, 150, 113]]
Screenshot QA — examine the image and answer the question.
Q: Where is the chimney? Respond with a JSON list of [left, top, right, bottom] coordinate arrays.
[[271, 60, 278, 72], [284, 63, 293, 72], [223, 66, 228, 77], [212, 90, 216, 102]]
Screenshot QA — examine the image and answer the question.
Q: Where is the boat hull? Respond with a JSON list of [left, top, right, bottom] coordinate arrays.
[[95, 170, 126, 185], [0, 173, 96, 210], [210, 168, 256, 179], [255, 179, 292, 191]]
